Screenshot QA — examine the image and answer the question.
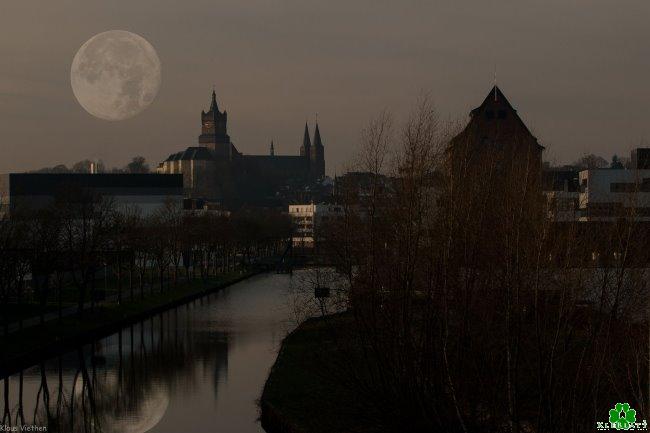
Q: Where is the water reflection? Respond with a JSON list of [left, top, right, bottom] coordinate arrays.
[[0, 272, 326, 433]]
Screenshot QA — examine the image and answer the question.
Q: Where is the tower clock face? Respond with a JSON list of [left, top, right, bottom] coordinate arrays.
[[204, 121, 214, 129]]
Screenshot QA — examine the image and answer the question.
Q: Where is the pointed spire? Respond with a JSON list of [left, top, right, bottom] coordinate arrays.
[[300, 123, 311, 158], [303, 123, 311, 148], [485, 86, 507, 105], [270, 140, 275, 156], [210, 89, 218, 112], [313, 123, 323, 148], [471, 85, 516, 117]]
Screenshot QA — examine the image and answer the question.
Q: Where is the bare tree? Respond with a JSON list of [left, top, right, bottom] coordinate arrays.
[[573, 153, 609, 170], [125, 156, 150, 174], [56, 188, 116, 316], [319, 99, 649, 432]]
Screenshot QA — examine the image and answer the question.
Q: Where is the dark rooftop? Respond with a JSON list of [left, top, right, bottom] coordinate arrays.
[[3, 173, 183, 196]]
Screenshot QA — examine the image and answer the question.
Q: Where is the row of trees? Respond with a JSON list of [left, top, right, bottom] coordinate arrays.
[[32, 156, 151, 174], [320, 99, 649, 432], [0, 192, 291, 335], [545, 152, 630, 170]]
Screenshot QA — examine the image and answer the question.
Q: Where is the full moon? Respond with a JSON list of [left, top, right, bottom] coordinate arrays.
[[71, 30, 161, 121]]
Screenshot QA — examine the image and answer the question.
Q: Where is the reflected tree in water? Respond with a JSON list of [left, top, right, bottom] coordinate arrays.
[[1, 304, 231, 432]]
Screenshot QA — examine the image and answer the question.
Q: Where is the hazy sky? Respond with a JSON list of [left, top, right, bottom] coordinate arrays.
[[1, 0, 650, 174]]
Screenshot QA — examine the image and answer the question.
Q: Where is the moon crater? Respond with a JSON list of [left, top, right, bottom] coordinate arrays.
[[71, 30, 161, 121]]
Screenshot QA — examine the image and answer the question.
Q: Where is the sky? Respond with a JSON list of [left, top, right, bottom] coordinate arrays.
[[1, 0, 650, 174]]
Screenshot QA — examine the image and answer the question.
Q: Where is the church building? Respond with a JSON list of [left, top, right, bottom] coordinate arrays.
[[157, 90, 326, 208]]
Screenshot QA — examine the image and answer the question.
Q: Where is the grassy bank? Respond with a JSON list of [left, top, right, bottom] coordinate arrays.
[[0, 270, 258, 377], [260, 313, 379, 433]]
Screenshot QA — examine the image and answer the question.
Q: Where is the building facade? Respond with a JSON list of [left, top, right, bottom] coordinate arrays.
[[542, 149, 650, 222], [543, 169, 580, 221], [158, 91, 326, 208], [577, 168, 650, 221], [288, 203, 343, 248]]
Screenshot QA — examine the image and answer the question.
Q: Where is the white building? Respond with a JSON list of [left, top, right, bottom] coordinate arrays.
[[578, 169, 650, 221], [544, 149, 650, 222], [288, 203, 344, 248]]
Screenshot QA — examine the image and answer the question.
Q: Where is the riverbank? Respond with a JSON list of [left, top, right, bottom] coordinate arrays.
[[260, 313, 379, 433], [0, 270, 259, 377]]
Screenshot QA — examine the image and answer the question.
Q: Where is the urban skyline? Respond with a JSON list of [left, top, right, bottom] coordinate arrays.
[[2, 3, 650, 432], [2, 0, 650, 174]]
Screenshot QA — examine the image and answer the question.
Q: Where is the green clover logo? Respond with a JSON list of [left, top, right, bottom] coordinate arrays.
[[609, 403, 636, 430]]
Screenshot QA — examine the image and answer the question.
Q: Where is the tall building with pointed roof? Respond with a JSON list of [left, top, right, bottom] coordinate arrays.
[[447, 85, 543, 184], [445, 86, 545, 264], [158, 90, 328, 208], [199, 90, 237, 160]]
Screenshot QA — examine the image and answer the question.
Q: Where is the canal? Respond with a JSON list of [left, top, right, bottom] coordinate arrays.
[[0, 271, 327, 433]]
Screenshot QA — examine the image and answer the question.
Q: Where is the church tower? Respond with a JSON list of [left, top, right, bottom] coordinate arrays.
[[199, 90, 233, 159], [300, 123, 312, 176], [300, 123, 311, 160], [310, 123, 325, 179]]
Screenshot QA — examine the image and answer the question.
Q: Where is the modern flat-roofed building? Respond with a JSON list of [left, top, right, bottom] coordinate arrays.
[[577, 168, 650, 221], [543, 149, 650, 222], [0, 173, 184, 217]]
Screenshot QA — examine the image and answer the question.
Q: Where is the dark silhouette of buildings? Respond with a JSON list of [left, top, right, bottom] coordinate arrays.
[[0, 173, 183, 216], [447, 86, 544, 186], [158, 90, 326, 208]]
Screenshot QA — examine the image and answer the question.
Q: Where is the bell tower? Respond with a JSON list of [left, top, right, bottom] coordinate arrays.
[[199, 90, 233, 159]]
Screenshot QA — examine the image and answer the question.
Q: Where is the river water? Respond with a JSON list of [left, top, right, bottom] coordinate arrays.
[[0, 271, 328, 433]]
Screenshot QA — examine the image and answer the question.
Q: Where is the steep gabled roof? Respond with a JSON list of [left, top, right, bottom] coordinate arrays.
[[470, 86, 516, 117], [451, 85, 544, 151]]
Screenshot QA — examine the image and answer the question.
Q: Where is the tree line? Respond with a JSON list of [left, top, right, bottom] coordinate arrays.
[[0, 191, 291, 336], [31, 156, 151, 174]]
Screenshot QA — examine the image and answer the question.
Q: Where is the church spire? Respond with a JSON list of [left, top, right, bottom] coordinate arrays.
[[300, 123, 311, 158], [313, 123, 323, 148], [210, 89, 218, 112], [270, 140, 275, 156], [310, 122, 325, 179], [303, 123, 311, 148]]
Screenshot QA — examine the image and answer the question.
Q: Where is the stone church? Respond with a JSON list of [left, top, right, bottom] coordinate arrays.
[[157, 90, 326, 208]]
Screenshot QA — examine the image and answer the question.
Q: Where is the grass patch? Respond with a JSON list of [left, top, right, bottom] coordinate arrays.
[[261, 313, 380, 433]]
